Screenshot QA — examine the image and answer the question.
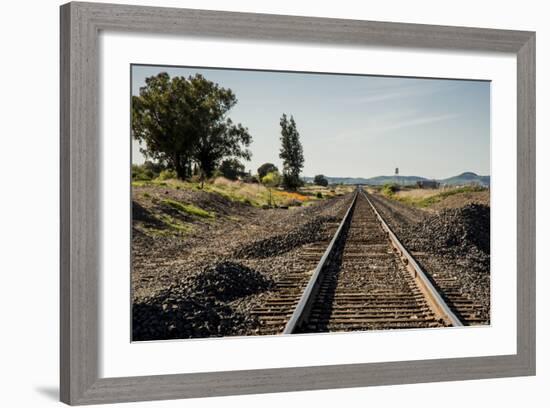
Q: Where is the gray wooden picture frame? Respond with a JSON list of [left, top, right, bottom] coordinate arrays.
[[60, 2, 536, 405]]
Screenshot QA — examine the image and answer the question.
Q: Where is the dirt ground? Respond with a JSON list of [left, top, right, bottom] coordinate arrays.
[[131, 184, 352, 340], [428, 190, 489, 211]]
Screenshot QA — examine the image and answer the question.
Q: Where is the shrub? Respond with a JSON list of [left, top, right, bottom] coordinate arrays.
[[316, 192, 323, 199], [257, 163, 279, 180], [261, 171, 281, 187], [131, 161, 167, 181], [131, 164, 152, 181], [382, 183, 399, 196], [313, 174, 329, 187], [142, 160, 166, 175], [218, 158, 246, 180], [157, 169, 177, 181]]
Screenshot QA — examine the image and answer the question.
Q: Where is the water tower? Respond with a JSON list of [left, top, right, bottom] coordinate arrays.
[[395, 167, 399, 186]]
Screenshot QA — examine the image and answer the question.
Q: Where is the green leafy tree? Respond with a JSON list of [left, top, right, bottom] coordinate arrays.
[[193, 118, 251, 184], [261, 171, 281, 207], [132, 73, 195, 179], [279, 114, 304, 190], [132, 73, 252, 182], [313, 174, 329, 187], [219, 158, 245, 180], [257, 163, 279, 180]]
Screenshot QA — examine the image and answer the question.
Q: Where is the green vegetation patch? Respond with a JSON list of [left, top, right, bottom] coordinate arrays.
[[161, 199, 215, 218], [157, 169, 178, 181], [132, 180, 167, 188], [381, 183, 399, 197], [141, 214, 193, 237]]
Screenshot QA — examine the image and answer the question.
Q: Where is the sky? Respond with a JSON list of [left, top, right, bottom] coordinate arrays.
[[131, 65, 490, 179]]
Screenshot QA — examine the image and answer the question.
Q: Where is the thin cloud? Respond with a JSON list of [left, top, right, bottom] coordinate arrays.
[[345, 82, 458, 106], [326, 111, 461, 144], [373, 112, 461, 133]]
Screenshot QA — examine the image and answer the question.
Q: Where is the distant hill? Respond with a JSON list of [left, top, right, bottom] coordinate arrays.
[[302, 175, 428, 185], [360, 175, 429, 186], [302, 176, 370, 185], [303, 172, 490, 187], [439, 172, 490, 187]]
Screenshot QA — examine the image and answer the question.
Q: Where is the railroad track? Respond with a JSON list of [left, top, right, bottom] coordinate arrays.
[[251, 188, 463, 335], [249, 196, 353, 335], [366, 193, 489, 325]]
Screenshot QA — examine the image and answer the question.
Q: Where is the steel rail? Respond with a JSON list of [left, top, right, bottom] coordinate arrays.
[[282, 190, 359, 334], [361, 189, 464, 327]]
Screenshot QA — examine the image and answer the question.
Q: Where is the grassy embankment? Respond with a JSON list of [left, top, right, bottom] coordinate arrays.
[[380, 184, 487, 208], [133, 177, 353, 236], [133, 177, 352, 208]]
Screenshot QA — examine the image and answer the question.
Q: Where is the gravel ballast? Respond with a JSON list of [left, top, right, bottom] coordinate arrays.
[[368, 192, 491, 324]]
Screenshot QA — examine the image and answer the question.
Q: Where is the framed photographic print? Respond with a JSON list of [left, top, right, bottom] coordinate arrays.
[[60, 1, 535, 405]]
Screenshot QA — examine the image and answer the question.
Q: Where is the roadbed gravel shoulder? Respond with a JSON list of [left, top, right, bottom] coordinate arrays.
[[367, 192, 490, 325]]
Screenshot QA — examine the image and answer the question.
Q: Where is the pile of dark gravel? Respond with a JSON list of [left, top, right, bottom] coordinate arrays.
[[234, 215, 337, 259], [403, 204, 490, 270], [132, 293, 252, 341], [193, 261, 274, 301], [132, 261, 273, 341]]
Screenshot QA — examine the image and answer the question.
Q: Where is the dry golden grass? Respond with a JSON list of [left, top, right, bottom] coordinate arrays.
[[382, 186, 488, 208], [394, 188, 442, 200], [300, 184, 354, 197]]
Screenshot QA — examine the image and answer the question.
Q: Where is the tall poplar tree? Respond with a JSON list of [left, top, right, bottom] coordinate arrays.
[[279, 114, 304, 190]]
